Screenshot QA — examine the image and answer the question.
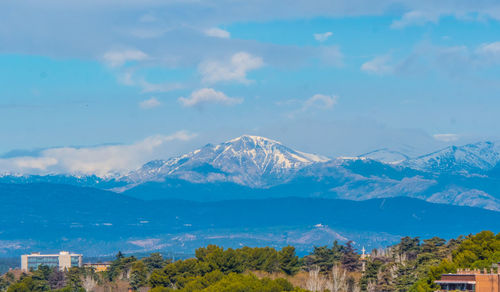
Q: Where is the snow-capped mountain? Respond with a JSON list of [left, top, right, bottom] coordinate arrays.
[[402, 141, 500, 174], [358, 149, 410, 164], [5, 136, 500, 212], [124, 135, 329, 187]]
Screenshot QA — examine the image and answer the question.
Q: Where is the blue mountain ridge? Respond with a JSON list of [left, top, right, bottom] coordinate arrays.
[[0, 183, 497, 257], [3, 136, 500, 211]]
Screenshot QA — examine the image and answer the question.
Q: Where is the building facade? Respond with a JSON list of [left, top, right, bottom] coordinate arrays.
[[436, 269, 500, 292], [21, 251, 82, 271], [83, 262, 111, 272]]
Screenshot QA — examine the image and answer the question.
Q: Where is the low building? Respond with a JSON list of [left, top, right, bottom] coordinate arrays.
[[21, 251, 82, 271], [435, 269, 500, 292], [83, 262, 111, 272]]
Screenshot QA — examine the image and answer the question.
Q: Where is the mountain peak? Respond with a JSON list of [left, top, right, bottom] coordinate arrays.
[[125, 135, 329, 187], [358, 148, 410, 164], [402, 140, 500, 173], [227, 135, 281, 145]]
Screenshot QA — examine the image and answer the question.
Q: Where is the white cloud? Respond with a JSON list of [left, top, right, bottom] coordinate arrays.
[[391, 10, 440, 29], [476, 42, 500, 63], [288, 94, 338, 118], [433, 133, 460, 142], [118, 71, 183, 93], [303, 94, 338, 110], [198, 52, 264, 84], [0, 131, 196, 177], [138, 80, 183, 93], [380, 41, 500, 78], [139, 97, 161, 109], [314, 32, 333, 42], [361, 55, 393, 75], [4, 1, 500, 72], [103, 49, 148, 67], [0, 1, 359, 80], [179, 88, 243, 107], [13, 157, 58, 171], [204, 27, 230, 38]]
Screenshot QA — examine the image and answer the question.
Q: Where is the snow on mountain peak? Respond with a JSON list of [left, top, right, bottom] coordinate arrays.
[[402, 141, 500, 173], [347, 141, 500, 174], [125, 135, 330, 187], [357, 149, 410, 164], [221, 135, 328, 164], [227, 135, 280, 145]]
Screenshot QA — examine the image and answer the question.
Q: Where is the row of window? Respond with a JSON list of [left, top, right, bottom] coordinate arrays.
[[27, 256, 81, 270], [71, 256, 80, 265], [27, 256, 59, 269], [439, 283, 475, 291]]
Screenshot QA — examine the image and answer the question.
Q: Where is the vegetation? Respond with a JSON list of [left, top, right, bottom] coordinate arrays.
[[411, 231, 500, 292], [149, 245, 301, 290], [1, 231, 499, 291]]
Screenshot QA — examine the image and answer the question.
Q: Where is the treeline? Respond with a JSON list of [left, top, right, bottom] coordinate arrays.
[[149, 245, 329, 291], [0, 265, 89, 292], [0, 246, 307, 292], [356, 231, 500, 291], [411, 230, 500, 291], [1, 231, 500, 291]]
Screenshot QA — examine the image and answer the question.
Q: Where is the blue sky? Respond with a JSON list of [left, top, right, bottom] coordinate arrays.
[[2, 0, 500, 176]]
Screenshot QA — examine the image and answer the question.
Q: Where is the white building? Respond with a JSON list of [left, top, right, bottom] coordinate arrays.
[[21, 251, 82, 271]]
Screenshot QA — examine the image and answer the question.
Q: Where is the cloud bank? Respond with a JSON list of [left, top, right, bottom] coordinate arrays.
[[361, 41, 500, 78], [0, 131, 196, 177], [433, 133, 459, 142]]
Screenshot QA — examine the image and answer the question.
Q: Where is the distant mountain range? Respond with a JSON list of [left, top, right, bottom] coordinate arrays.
[[0, 183, 498, 257], [2, 136, 500, 256], [3, 135, 500, 211]]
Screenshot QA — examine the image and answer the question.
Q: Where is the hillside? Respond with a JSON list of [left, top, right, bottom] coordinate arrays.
[[0, 183, 498, 257]]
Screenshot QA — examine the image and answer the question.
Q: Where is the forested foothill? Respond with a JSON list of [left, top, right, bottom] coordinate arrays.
[[1, 231, 499, 291]]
